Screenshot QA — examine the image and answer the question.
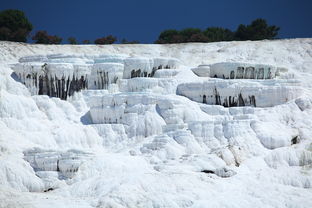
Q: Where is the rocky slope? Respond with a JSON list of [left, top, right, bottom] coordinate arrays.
[[0, 39, 312, 208]]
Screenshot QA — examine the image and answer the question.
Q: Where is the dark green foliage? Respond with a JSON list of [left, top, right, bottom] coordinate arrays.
[[0, 9, 33, 42], [235, 24, 248, 40], [68, 37, 77, 44], [234, 19, 280, 40], [204, 27, 234, 42], [188, 33, 209, 42], [50, 36, 62, 44], [0, 27, 11, 40], [155, 28, 208, 43], [121, 38, 140, 44], [155, 19, 279, 44], [179, 28, 202, 42], [94, 35, 117, 44], [32, 30, 62, 44], [155, 29, 180, 43]]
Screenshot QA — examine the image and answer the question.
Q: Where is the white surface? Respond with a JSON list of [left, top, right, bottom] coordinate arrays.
[[1, 39, 312, 208]]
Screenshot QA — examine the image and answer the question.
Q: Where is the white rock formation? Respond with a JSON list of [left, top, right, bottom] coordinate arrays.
[[192, 62, 288, 79], [12, 55, 180, 99], [89, 63, 124, 89], [1, 39, 312, 208], [177, 79, 302, 107]]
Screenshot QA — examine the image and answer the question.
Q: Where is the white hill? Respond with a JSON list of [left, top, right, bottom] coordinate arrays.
[[0, 39, 312, 208]]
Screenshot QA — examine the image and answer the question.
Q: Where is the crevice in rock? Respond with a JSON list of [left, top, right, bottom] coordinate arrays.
[[291, 135, 300, 145], [44, 188, 54, 192], [201, 170, 215, 174]]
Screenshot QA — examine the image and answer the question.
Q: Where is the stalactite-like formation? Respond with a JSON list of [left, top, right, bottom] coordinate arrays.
[[37, 74, 88, 100], [177, 80, 302, 108], [211, 66, 274, 79], [129, 65, 172, 78], [90, 63, 124, 90], [205, 88, 257, 107], [192, 62, 284, 79], [12, 54, 180, 99]]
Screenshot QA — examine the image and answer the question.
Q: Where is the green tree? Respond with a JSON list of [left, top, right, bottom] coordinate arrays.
[[235, 19, 279, 40], [32, 30, 62, 44], [155, 29, 181, 43], [204, 27, 234, 42], [0, 9, 33, 42], [68, 37, 77, 44], [188, 33, 209, 42], [94, 35, 117, 44], [179, 28, 202, 42], [155, 18, 280, 44], [0, 27, 10, 40], [49, 35, 62, 44]]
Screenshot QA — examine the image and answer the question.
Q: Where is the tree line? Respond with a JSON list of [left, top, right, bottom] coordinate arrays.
[[155, 19, 280, 43], [0, 9, 280, 45]]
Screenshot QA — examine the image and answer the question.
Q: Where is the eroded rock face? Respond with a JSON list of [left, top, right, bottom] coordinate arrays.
[[191, 62, 287, 79], [177, 79, 302, 107], [123, 57, 179, 79], [87, 93, 166, 138], [24, 149, 91, 180], [89, 63, 124, 90], [13, 62, 90, 100], [12, 54, 180, 100]]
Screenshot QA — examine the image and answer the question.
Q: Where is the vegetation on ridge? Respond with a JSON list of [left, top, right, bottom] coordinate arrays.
[[0, 9, 280, 44]]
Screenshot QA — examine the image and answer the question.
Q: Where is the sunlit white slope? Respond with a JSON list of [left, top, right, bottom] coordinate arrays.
[[0, 39, 312, 208]]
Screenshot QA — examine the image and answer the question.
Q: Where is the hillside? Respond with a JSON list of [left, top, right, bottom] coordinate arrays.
[[0, 39, 312, 208]]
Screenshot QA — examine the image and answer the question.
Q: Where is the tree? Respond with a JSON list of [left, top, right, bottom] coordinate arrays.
[[49, 35, 62, 44], [155, 29, 180, 43], [179, 28, 202, 42], [0, 9, 33, 42], [204, 27, 234, 42], [32, 30, 62, 44], [235, 24, 248, 40], [155, 28, 226, 43], [94, 35, 117, 44], [155, 19, 280, 44], [235, 19, 279, 40], [0, 27, 10, 40], [155, 28, 206, 43], [188, 33, 209, 42], [68, 37, 77, 44]]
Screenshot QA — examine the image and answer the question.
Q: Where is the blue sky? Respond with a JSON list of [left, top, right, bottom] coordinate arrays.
[[1, 0, 312, 43]]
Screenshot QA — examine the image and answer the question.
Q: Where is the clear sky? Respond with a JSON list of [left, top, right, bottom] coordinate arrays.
[[1, 0, 312, 43]]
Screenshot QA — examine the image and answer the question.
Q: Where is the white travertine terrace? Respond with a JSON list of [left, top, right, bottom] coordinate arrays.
[[12, 55, 180, 99], [191, 62, 288, 79], [177, 79, 302, 107], [2, 39, 312, 207]]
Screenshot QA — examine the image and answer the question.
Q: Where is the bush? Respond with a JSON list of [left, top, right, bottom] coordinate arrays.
[[155, 29, 180, 43], [235, 19, 279, 40], [204, 27, 234, 42], [188, 33, 209, 42], [68, 37, 77, 44], [0, 9, 33, 42], [94, 35, 117, 44], [156, 28, 222, 43], [0, 27, 10, 40], [179, 28, 202, 42], [32, 30, 62, 44], [155, 19, 280, 44], [155, 28, 208, 43]]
